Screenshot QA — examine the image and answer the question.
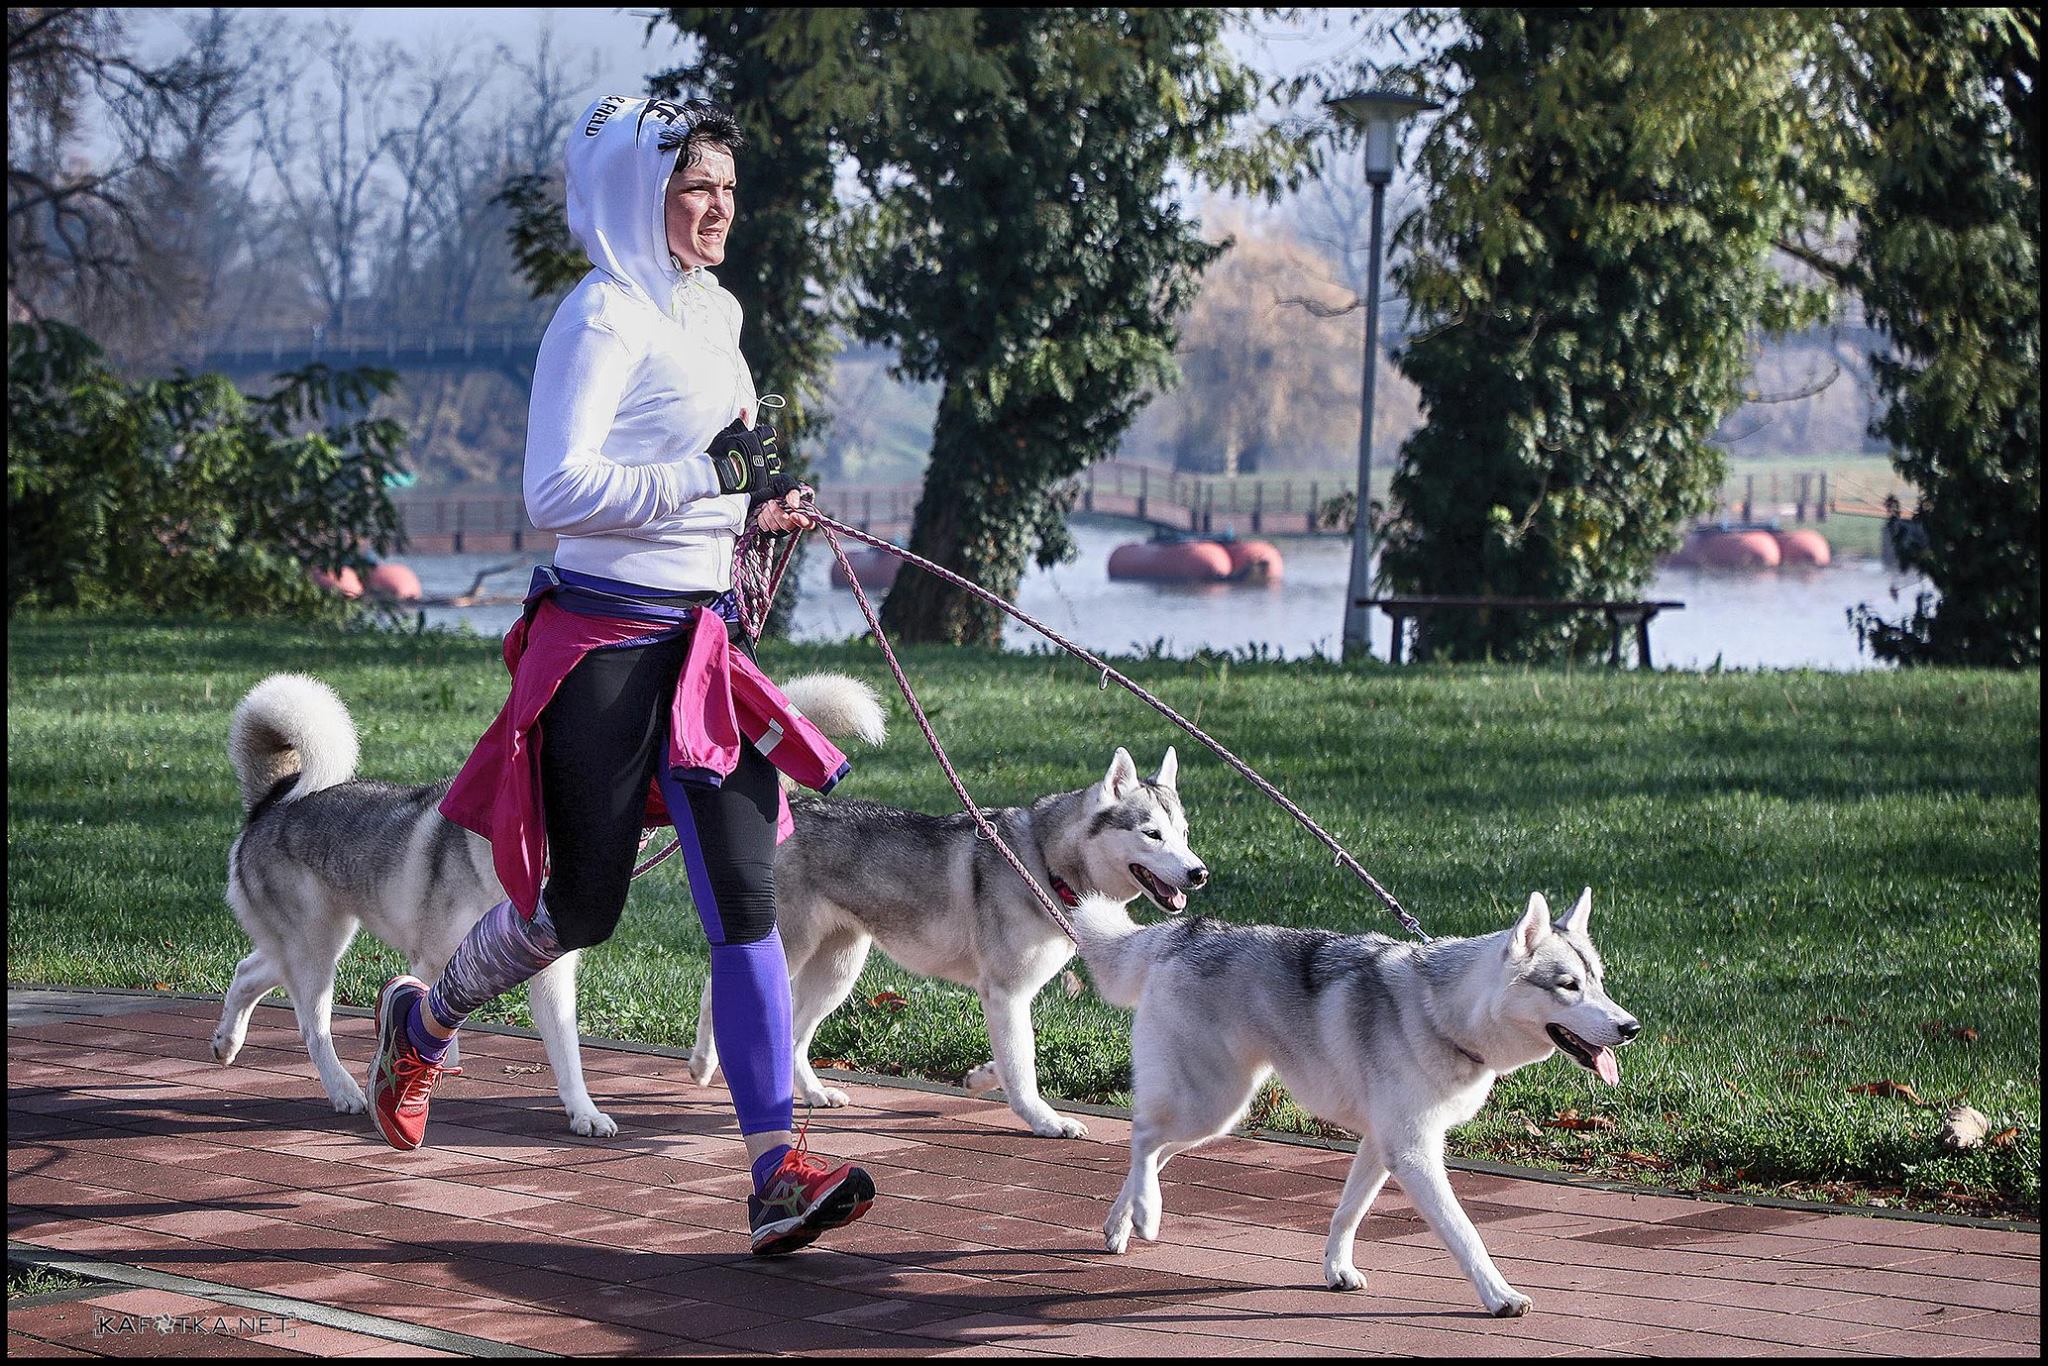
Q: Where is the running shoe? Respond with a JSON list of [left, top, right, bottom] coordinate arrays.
[[367, 974, 460, 1150], [748, 1132, 876, 1256]]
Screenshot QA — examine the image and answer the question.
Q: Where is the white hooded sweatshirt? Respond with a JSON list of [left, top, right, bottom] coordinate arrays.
[[523, 95, 756, 592]]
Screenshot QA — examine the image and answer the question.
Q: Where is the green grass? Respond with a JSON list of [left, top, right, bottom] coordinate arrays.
[[7, 1264, 95, 1300], [7, 613, 2039, 1218]]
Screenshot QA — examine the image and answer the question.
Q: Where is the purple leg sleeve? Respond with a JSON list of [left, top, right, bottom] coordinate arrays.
[[657, 765, 795, 1138], [708, 929, 796, 1137], [424, 899, 565, 1033]]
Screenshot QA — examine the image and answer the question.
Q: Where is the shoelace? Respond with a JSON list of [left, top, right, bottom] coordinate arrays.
[[391, 1050, 461, 1111]]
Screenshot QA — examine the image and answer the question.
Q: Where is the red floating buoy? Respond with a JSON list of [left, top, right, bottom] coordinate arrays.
[[1673, 528, 1781, 570], [1771, 529, 1832, 568], [365, 562, 424, 601], [1222, 539, 1285, 582], [310, 566, 364, 598], [1108, 539, 1236, 582]]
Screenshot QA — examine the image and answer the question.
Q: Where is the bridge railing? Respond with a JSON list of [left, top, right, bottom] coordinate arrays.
[[194, 325, 544, 368]]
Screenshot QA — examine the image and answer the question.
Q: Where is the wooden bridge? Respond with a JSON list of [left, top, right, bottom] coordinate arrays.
[[394, 459, 1905, 557], [394, 460, 1354, 555]]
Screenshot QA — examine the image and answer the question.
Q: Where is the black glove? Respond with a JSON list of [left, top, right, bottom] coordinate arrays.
[[705, 417, 787, 499]]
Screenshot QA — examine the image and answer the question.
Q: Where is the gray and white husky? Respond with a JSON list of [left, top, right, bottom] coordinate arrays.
[[1072, 887, 1640, 1317], [214, 670, 881, 1139], [690, 739, 1208, 1139]]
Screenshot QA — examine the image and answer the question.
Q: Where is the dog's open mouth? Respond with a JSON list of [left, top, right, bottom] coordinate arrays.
[[1547, 1025, 1621, 1086], [1130, 864, 1188, 913]]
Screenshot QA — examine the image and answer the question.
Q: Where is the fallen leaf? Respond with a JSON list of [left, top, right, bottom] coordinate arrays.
[[502, 1064, 544, 1076], [868, 990, 907, 1011], [1937, 1105, 1989, 1152], [1616, 1151, 1673, 1170], [1950, 1027, 1979, 1044], [152, 982, 170, 991], [1060, 969, 1086, 999], [1849, 1080, 1925, 1106], [810, 1058, 854, 1071], [1543, 1108, 1616, 1132], [1988, 1127, 2019, 1148]]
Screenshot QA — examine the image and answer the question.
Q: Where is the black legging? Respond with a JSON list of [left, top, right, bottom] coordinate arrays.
[[537, 632, 780, 951]]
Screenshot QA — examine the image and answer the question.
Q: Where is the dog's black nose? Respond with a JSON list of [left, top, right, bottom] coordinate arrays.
[[1186, 865, 1209, 889], [1618, 1018, 1641, 1041]]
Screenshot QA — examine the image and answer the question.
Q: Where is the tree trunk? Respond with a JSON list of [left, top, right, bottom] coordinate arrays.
[[878, 383, 1043, 645]]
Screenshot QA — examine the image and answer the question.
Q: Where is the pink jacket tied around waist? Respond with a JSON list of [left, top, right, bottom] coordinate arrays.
[[440, 598, 850, 920]]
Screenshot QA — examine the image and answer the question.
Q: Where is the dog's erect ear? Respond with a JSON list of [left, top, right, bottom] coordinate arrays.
[[1154, 746, 1179, 790], [1511, 892, 1551, 958], [1103, 747, 1140, 801], [1555, 887, 1592, 936]]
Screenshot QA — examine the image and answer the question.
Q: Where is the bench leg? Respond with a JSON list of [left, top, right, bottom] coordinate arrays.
[[1638, 614, 1654, 669]]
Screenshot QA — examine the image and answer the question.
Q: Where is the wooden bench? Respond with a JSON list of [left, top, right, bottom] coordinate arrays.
[[1355, 596, 1686, 667]]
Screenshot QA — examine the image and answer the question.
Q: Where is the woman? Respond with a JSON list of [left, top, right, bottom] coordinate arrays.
[[363, 95, 875, 1258]]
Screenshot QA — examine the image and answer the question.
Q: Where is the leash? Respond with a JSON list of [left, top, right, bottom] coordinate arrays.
[[800, 500, 1431, 945]]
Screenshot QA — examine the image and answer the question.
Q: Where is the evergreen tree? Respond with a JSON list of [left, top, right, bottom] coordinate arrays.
[[849, 8, 1290, 644], [1379, 9, 1833, 661], [1845, 7, 2040, 667]]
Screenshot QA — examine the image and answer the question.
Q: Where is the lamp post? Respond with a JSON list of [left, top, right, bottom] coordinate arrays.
[[1329, 90, 1439, 662]]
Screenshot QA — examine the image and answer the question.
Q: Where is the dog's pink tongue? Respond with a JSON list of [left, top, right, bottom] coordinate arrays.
[[1594, 1047, 1620, 1087]]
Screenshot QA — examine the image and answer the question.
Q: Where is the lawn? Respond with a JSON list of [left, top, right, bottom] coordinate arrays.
[[7, 612, 2039, 1218]]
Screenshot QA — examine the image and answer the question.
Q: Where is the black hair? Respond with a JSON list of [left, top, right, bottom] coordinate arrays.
[[657, 99, 746, 170]]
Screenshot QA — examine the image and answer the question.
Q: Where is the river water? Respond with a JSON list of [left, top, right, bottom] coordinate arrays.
[[399, 516, 1930, 671]]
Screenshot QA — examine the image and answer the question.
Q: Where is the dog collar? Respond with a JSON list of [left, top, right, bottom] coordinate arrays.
[[1049, 876, 1081, 908]]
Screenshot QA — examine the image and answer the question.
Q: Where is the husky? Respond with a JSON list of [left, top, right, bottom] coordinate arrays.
[[689, 741, 1208, 1139], [1072, 887, 1640, 1317], [214, 670, 883, 1139]]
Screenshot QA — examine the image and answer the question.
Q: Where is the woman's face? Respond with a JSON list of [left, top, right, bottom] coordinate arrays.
[[666, 142, 736, 269]]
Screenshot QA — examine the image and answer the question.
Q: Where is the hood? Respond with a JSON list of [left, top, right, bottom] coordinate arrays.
[[564, 95, 695, 309]]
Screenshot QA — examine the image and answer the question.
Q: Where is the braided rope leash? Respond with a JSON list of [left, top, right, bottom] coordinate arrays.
[[814, 520, 1081, 943], [804, 503, 1431, 944]]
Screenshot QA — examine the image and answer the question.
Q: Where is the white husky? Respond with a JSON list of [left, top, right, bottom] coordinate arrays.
[[1072, 887, 1640, 1317]]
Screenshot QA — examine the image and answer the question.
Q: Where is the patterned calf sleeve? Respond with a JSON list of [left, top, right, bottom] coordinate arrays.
[[424, 899, 565, 1033]]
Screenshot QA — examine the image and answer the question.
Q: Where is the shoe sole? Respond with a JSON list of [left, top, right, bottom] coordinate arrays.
[[371, 977, 426, 1152], [750, 1168, 877, 1257]]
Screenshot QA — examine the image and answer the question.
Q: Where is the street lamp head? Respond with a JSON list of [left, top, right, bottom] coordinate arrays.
[[1326, 89, 1440, 182]]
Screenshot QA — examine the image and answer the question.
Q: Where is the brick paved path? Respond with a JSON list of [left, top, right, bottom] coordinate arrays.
[[8, 989, 2038, 1357]]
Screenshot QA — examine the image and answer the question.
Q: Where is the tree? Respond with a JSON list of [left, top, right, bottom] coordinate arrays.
[[8, 320, 407, 618], [1845, 8, 2040, 667], [1374, 9, 1835, 661], [1125, 213, 1413, 480], [850, 8, 1295, 644], [6, 7, 241, 325]]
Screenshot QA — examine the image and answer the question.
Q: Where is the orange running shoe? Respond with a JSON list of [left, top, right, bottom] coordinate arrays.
[[747, 1128, 876, 1256], [367, 975, 460, 1151]]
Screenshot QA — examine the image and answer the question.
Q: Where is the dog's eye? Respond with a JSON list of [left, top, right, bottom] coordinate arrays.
[[1142, 828, 1161, 840], [1556, 979, 1579, 992]]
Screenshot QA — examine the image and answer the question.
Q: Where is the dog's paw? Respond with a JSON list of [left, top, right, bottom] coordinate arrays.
[[1104, 1219, 1132, 1255], [1487, 1290, 1534, 1318], [330, 1082, 369, 1115], [1324, 1262, 1367, 1292], [210, 1031, 242, 1066], [569, 1109, 619, 1139], [962, 1061, 1000, 1094], [686, 1055, 718, 1087], [1029, 1113, 1089, 1140], [800, 1084, 851, 1108]]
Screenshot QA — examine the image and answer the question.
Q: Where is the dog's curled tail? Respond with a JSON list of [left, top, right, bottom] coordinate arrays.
[[782, 673, 887, 747], [227, 673, 360, 815], [1068, 893, 1152, 1008]]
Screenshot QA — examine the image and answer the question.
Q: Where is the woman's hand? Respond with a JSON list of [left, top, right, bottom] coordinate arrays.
[[753, 485, 815, 535]]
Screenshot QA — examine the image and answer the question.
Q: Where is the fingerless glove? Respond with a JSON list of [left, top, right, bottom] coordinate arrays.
[[706, 418, 782, 496]]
